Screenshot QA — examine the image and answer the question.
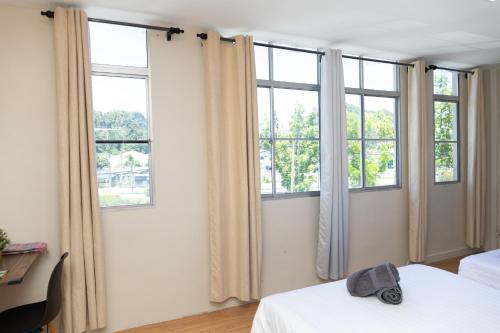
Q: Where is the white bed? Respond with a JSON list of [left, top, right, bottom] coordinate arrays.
[[459, 249, 500, 290], [251, 264, 500, 333]]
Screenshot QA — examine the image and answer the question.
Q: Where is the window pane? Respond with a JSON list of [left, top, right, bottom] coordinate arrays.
[[435, 142, 459, 182], [273, 49, 317, 84], [434, 101, 458, 141], [343, 58, 360, 88], [275, 140, 319, 193], [363, 61, 396, 91], [433, 69, 458, 96], [255, 45, 269, 80], [260, 140, 273, 194], [364, 96, 396, 139], [258, 88, 271, 138], [365, 140, 397, 187], [89, 22, 147, 67], [274, 89, 319, 139], [346, 94, 362, 139], [347, 140, 362, 188], [92, 76, 148, 140], [96, 143, 151, 207]]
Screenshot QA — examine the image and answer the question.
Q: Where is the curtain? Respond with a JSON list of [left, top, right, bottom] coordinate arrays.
[[407, 60, 428, 263], [466, 69, 486, 249], [202, 31, 262, 302], [316, 49, 349, 280], [484, 68, 500, 250], [53, 7, 107, 332]]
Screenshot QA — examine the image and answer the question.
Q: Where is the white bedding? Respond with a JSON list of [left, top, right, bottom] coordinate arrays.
[[251, 264, 500, 333], [459, 249, 500, 290]]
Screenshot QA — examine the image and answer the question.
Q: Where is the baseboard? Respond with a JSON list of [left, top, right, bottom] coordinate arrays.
[[425, 247, 479, 263]]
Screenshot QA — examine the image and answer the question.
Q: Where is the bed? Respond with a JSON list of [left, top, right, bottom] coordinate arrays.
[[251, 264, 500, 333], [459, 249, 500, 290]]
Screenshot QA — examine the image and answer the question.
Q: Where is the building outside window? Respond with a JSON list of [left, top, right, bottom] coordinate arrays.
[[89, 22, 153, 207]]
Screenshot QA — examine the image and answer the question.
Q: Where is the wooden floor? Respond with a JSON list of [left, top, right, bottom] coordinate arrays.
[[119, 257, 462, 333]]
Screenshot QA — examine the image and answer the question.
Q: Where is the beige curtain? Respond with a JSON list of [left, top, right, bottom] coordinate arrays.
[[203, 31, 262, 302], [466, 69, 486, 249], [484, 69, 500, 250], [408, 60, 428, 263], [53, 7, 107, 332]]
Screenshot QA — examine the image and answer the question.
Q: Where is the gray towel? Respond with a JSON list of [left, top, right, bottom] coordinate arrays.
[[346, 262, 403, 305]]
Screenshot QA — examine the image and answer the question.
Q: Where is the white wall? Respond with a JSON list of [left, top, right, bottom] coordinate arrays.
[[0, 4, 60, 310], [0, 4, 469, 332]]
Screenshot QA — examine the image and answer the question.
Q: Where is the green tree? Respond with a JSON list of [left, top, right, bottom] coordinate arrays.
[[274, 104, 319, 192], [433, 72, 456, 181], [346, 102, 396, 187]]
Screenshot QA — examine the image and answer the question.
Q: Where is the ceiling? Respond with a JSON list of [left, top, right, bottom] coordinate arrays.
[[3, 0, 500, 68]]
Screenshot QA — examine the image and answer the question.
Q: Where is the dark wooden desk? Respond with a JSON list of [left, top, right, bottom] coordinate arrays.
[[0, 252, 40, 286]]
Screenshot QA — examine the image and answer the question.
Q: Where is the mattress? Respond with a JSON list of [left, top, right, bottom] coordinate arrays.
[[459, 249, 500, 290], [251, 264, 500, 333]]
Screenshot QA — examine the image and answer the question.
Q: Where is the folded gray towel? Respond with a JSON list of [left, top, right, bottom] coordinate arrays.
[[376, 284, 403, 305], [346, 262, 402, 305]]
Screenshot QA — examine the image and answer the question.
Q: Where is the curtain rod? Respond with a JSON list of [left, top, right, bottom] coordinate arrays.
[[41, 10, 184, 41], [196, 33, 415, 68], [425, 64, 474, 75]]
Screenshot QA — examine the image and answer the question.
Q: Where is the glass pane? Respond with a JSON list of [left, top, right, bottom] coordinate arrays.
[[96, 143, 151, 207], [274, 89, 319, 139], [365, 140, 397, 187], [260, 140, 272, 194], [254, 45, 269, 80], [343, 57, 360, 88], [275, 140, 320, 193], [433, 69, 458, 96], [346, 94, 362, 139], [434, 101, 458, 141], [92, 76, 148, 140], [347, 140, 362, 188], [89, 22, 147, 67], [363, 61, 396, 91], [364, 96, 396, 139], [435, 142, 459, 182], [257, 88, 271, 138], [273, 48, 318, 84]]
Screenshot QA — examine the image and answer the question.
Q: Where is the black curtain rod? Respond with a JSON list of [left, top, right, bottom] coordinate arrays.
[[425, 64, 474, 75], [41, 10, 184, 41], [196, 33, 415, 68]]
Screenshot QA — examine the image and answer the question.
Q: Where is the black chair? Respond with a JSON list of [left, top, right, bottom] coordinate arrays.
[[0, 252, 68, 333]]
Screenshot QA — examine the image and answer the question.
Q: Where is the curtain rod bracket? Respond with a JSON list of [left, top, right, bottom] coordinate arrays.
[[167, 27, 184, 41]]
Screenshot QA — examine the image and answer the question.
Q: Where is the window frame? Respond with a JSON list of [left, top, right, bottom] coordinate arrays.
[[90, 27, 154, 209], [432, 71, 460, 184], [345, 59, 402, 192], [257, 46, 322, 200]]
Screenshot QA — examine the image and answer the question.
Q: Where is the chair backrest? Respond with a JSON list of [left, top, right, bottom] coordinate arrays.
[[39, 252, 69, 326]]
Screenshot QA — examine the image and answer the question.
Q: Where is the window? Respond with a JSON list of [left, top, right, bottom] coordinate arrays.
[[255, 45, 321, 197], [433, 69, 459, 183], [344, 58, 400, 189], [89, 22, 152, 207]]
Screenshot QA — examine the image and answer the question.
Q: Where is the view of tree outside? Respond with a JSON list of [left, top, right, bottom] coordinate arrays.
[[259, 88, 320, 194], [346, 95, 397, 187], [94, 109, 151, 207], [256, 46, 320, 196], [433, 70, 459, 182], [344, 60, 399, 189]]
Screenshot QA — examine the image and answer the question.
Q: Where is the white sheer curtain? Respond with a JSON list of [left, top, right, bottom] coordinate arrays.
[[316, 49, 349, 280]]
